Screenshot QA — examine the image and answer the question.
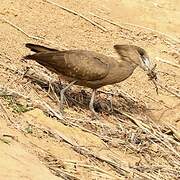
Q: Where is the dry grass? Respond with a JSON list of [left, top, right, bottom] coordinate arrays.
[[0, 0, 180, 179], [0, 66, 179, 179]]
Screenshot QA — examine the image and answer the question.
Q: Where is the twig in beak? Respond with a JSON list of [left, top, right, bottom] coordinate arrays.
[[147, 64, 159, 94], [151, 79, 159, 94]]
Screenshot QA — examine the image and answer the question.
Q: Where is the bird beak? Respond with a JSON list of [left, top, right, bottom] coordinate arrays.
[[140, 56, 152, 71], [140, 56, 158, 81]]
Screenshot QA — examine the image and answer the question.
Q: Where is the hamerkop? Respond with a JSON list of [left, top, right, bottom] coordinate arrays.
[[24, 43, 154, 116]]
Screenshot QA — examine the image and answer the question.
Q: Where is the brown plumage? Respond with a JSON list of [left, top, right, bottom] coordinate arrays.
[[24, 43, 154, 117]]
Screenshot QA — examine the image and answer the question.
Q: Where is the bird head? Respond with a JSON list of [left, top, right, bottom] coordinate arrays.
[[114, 45, 152, 72]]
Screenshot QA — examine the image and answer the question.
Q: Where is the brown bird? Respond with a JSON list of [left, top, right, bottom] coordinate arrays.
[[24, 43, 153, 116]]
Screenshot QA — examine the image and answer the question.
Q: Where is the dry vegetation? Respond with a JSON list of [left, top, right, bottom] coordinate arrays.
[[0, 0, 180, 179]]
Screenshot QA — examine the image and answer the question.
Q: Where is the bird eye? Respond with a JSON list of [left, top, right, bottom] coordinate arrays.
[[139, 52, 144, 56]]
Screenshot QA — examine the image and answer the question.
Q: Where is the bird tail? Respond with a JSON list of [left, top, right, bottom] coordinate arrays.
[[25, 43, 58, 53], [24, 43, 58, 60]]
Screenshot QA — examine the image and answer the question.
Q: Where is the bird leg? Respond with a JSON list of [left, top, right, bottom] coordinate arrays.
[[60, 80, 77, 114], [108, 94, 114, 113], [89, 89, 99, 119]]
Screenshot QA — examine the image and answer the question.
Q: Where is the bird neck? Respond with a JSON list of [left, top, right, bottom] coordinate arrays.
[[116, 60, 138, 81], [119, 59, 138, 72]]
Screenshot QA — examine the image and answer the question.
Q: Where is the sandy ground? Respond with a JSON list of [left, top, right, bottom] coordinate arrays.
[[0, 0, 180, 179]]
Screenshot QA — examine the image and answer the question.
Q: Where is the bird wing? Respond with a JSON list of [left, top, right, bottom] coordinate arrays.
[[25, 50, 110, 81]]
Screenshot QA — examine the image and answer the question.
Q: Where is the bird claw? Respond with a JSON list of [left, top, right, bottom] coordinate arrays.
[[59, 107, 65, 116], [91, 111, 100, 120]]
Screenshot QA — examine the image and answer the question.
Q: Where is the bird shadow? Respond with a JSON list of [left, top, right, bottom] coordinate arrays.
[[24, 70, 147, 118]]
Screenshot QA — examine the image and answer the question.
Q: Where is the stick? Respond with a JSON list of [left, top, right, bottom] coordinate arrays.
[[44, 0, 108, 32], [167, 125, 180, 141], [89, 12, 131, 31], [157, 70, 180, 78], [157, 82, 180, 99], [117, 110, 149, 130], [88, 13, 180, 43], [49, 166, 80, 180], [63, 161, 122, 179], [0, 17, 62, 48], [0, 53, 12, 61], [0, 17, 43, 41], [156, 57, 180, 69], [42, 101, 63, 120], [145, 95, 170, 108], [124, 22, 180, 44], [98, 89, 138, 102]]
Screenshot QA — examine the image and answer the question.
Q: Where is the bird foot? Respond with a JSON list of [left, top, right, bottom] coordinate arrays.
[[59, 100, 66, 116], [91, 111, 100, 120], [59, 108, 65, 116]]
